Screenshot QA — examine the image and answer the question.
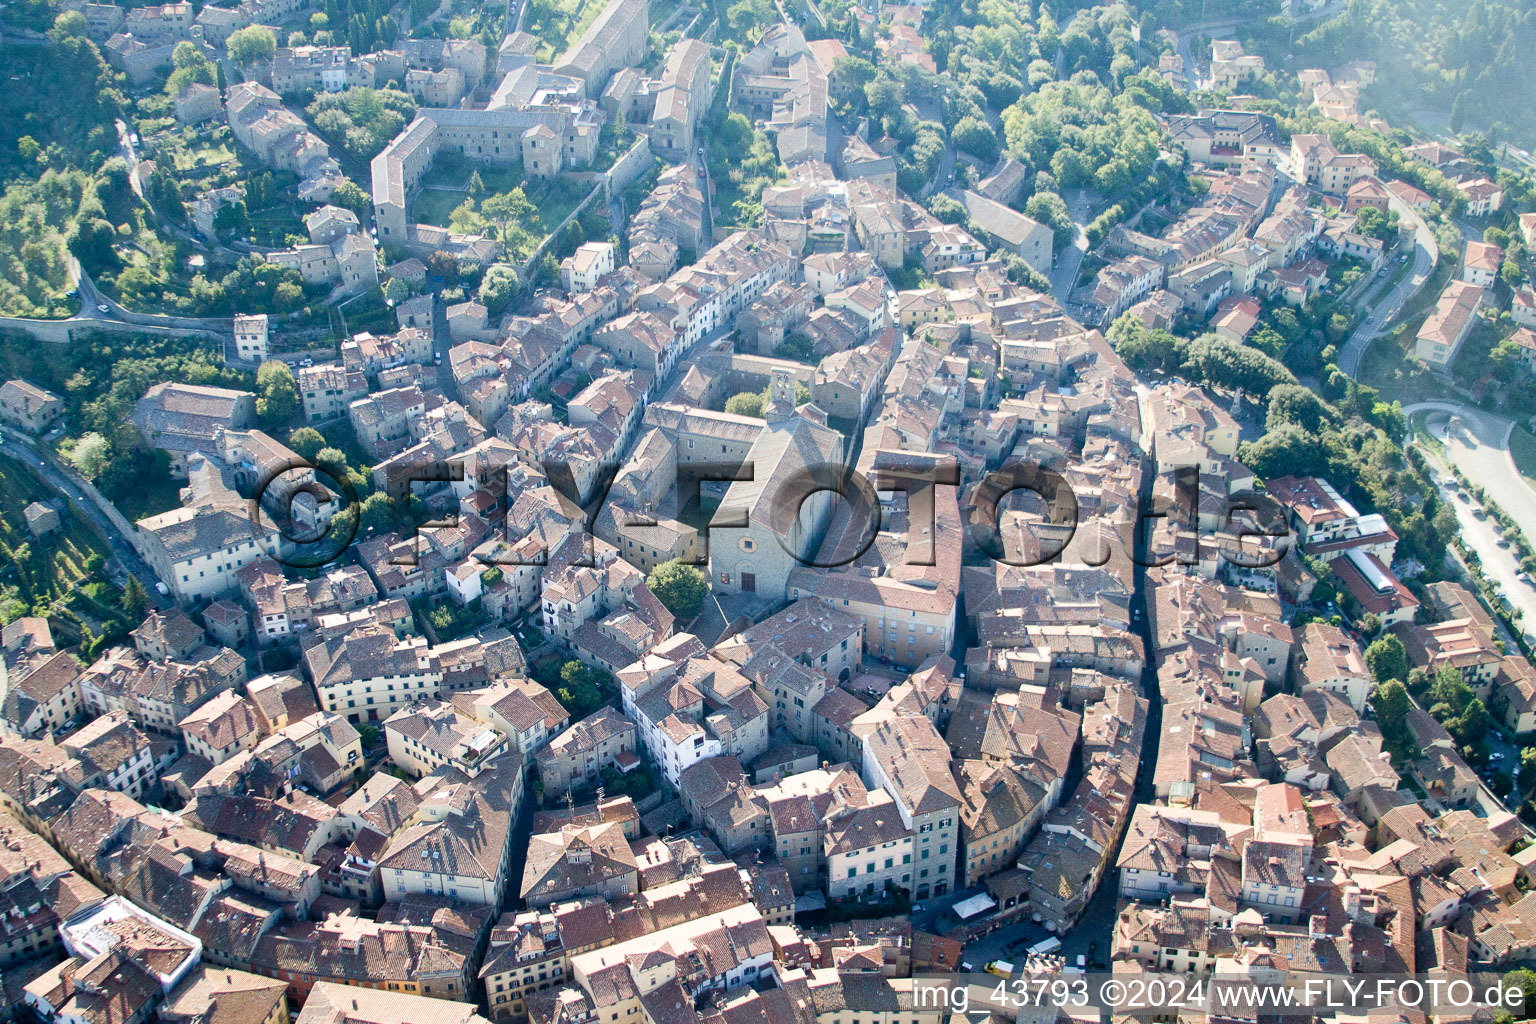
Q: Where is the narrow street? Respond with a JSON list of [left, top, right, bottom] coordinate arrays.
[[1337, 195, 1437, 376], [1048, 189, 1094, 307], [696, 151, 715, 244], [962, 440, 1165, 969]]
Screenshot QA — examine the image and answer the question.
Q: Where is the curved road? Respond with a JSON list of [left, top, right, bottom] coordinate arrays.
[[72, 261, 235, 334], [1400, 403, 1536, 833], [1336, 192, 1437, 376], [1406, 400, 1536, 592], [0, 435, 169, 612], [0, 262, 241, 355]]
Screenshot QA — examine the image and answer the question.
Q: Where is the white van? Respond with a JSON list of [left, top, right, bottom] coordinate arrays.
[[1027, 937, 1062, 957]]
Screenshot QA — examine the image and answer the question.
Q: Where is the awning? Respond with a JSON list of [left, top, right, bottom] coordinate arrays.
[[951, 893, 997, 920]]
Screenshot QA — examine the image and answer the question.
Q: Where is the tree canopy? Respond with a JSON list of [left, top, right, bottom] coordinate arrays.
[[256, 361, 299, 425], [648, 560, 707, 621], [724, 392, 765, 418], [226, 25, 276, 65], [288, 427, 326, 462], [307, 88, 417, 162], [1365, 634, 1409, 684]]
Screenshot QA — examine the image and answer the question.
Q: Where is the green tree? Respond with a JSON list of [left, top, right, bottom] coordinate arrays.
[[429, 250, 462, 284], [647, 560, 707, 621], [926, 194, 968, 225], [724, 391, 765, 418], [172, 38, 207, 61], [256, 361, 299, 424], [288, 427, 326, 461], [555, 660, 606, 717], [384, 276, 413, 304], [274, 281, 304, 311], [865, 76, 903, 118], [1458, 697, 1492, 744], [1429, 664, 1471, 713], [1492, 336, 1526, 375], [330, 179, 370, 217], [1267, 384, 1337, 434], [725, 0, 772, 40], [952, 115, 1000, 164], [775, 334, 814, 361], [146, 166, 186, 222], [480, 187, 533, 239], [1105, 313, 1181, 374], [68, 432, 111, 478], [247, 171, 276, 209], [120, 575, 149, 618], [227, 25, 277, 65], [313, 444, 349, 470], [1372, 679, 1411, 737], [357, 492, 396, 533], [165, 41, 214, 95], [479, 263, 520, 316], [50, 9, 86, 39], [68, 217, 119, 275], [831, 55, 877, 95], [212, 200, 248, 236], [1364, 634, 1409, 684], [1239, 424, 1335, 480], [1504, 968, 1536, 1019], [1449, 91, 1469, 135], [1520, 750, 1536, 794], [1025, 192, 1074, 249]]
